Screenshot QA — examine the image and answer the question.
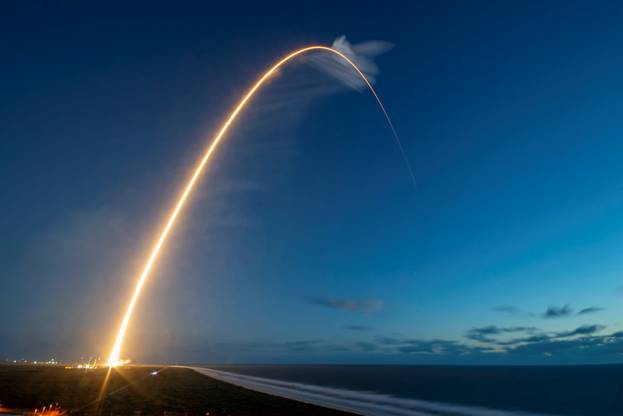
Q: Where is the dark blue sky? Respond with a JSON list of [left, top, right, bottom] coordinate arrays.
[[2, 1, 623, 364]]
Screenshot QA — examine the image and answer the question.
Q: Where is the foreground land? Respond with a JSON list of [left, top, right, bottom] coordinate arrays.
[[0, 365, 355, 415]]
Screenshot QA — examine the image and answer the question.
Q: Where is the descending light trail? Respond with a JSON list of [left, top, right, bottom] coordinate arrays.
[[106, 45, 413, 367]]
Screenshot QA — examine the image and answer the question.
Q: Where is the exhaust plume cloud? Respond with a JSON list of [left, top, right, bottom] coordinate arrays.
[[307, 36, 394, 91]]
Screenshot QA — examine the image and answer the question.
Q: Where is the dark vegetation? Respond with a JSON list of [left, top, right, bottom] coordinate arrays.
[[0, 365, 354, 415]]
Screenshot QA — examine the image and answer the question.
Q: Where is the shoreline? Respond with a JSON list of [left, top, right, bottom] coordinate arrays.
[[187, 366, 546, 416]]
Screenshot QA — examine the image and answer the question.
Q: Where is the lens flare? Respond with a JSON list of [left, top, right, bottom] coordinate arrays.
[[106, 45, 412, 367]]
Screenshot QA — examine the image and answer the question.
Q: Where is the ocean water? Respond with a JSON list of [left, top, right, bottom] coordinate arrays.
[[191, 364, 623, 415]]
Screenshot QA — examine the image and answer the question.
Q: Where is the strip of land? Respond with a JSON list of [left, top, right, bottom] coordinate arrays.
[[0, 365, 356, 415]]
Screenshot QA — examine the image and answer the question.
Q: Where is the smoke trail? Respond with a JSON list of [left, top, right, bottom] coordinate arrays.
[[106, 45, 413, 367], [306, 36, 416, 187], [307, 35, 394, 91]]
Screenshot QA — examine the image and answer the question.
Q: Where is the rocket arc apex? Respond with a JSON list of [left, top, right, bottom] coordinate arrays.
[[106, 45, 410, 367]]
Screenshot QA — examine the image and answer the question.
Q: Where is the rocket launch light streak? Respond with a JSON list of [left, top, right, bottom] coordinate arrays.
[[106, 45, 413, 367]]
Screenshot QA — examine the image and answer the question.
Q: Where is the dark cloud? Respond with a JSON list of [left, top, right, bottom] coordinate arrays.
[[172, 326, 622, 364], [308, 296, 383, 313], [396, 339, 488, 355], [498, 324, 606, 346], [498, 333, 552, 346], [360, 336, 496, 356], [339, 325, 620, 363], [493, 304, 599, 320], [465, 325, 537, 343], [577, 306, 603, 316], [542, 305, 572, 319], [504, 330, 623, 361], [556, 324, 606, 338], [343, 325, 374, 331]]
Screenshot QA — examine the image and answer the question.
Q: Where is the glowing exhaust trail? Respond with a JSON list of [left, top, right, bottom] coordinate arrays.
[[107, 45, 413, 367]]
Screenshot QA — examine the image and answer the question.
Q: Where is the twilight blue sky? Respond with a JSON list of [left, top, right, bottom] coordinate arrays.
[[2, 1, 623, 364]]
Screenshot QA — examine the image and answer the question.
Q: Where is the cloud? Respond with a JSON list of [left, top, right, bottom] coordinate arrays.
[[577, 306, 604, 316], [308, 296, 384, 313], [498, 324, 607, 347], [501, 330, 623, 361], [366, 335, 496, 356], [498, 333, 552, 346], [337, 324, 618, 363], [465, 323, 607, 349], [555, 324, 606, 338], [494, 304, 602, 319], [465, 325, 537, 343], [305, 35, 393, 91], [343, 325, 374, 331], [542, 305, 573, 319], [396, 339, 492, 355], [169, 324, 621, 364]]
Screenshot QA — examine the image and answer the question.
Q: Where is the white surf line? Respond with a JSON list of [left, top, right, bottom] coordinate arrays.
[[183, 366, 553, 416]]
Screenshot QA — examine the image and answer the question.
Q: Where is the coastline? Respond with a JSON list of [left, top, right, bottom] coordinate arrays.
[[188, 366, 547, 416]]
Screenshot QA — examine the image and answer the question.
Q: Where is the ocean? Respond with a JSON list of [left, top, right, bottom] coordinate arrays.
[[191, 364, 623, 415]]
